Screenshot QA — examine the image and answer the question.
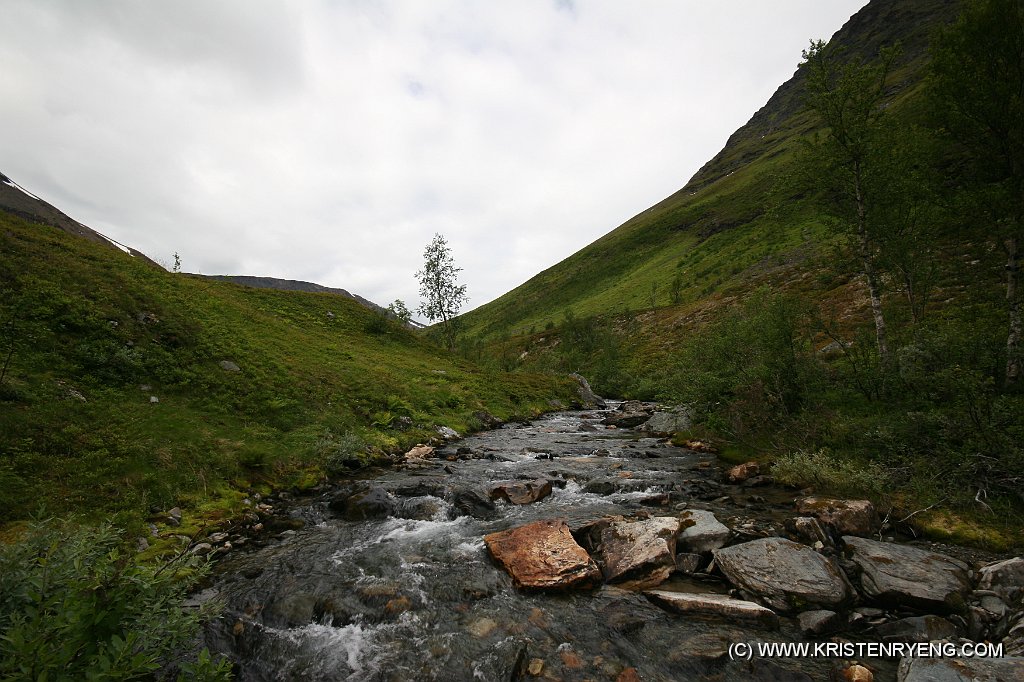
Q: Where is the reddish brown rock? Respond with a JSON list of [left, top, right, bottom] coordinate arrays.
[[796, 497, 877, 536], [489, 479, 553, 505], [726, 461, 759, 483], [484, 519, 601, 590]]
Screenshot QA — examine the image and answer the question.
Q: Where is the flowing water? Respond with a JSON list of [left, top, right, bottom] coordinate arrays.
[[201, 407, 877, 681]]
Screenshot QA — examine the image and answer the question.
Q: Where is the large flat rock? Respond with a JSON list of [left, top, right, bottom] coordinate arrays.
[[484, 519, 601, 590], [598, 517, 680, 588], [897, 657, 1024, 681], [843, 536, 970, 612], [713, 537, 852, 612], [644, 590, 779, 628]]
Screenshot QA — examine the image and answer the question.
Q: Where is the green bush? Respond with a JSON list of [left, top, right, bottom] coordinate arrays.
[[0, 519, 231, 681], [773, 448, 892, 497]]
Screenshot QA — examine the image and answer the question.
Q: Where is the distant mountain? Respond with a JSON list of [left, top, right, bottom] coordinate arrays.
[[0, 170, 160, 266]]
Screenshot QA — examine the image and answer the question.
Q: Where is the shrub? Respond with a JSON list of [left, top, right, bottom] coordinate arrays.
[[773, 448, 892, 498], [0, 519, 231, 681]]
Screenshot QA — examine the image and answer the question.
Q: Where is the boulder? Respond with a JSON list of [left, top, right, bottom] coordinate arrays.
[[598, 517, 681, 588], [843, 536, 970, 613], [645, 590, 778, 627], [601, 410, 651, 429], [977, 556, 1024, 604], [435, 425, 460, 440], [897, 657, 1024, 682], [677, 509, 730, 554], [875, 615, 958, 643], [484, 518, 601, 590], [330, 486, 394, 521], [797, 609, 841, 636], [785, 516, 834, 550], [570, 373, 606, 408], [489, 479, 553, 505], [449, 488, 497, 519], [726, 461, 759, 483], [404, 444, 435, 460], [712, 537, 852, 612], [638, 408, 691, 436], [796, 497, 876, 536]]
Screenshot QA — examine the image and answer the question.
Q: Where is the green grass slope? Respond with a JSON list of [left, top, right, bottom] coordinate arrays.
[[458, 0, 959, 340], [0, 212, 573, 526]]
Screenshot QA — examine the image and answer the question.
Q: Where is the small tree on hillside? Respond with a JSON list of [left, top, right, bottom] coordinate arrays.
[[799, 39, 901, 369], [387, 299, 412, 325], [416, 233, 467, 349]]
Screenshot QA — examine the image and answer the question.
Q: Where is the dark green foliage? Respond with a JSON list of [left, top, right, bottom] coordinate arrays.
[[0, 519, 231, 681]]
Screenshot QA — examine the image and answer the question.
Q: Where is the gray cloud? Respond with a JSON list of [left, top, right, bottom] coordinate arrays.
[[0, 0, 866, 316]]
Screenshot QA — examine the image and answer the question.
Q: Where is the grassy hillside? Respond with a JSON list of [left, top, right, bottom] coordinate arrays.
[[0, 211, 573, 527], [458, 0, 959, 340]]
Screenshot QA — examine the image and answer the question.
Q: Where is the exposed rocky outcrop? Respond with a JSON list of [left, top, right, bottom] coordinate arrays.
[[897, 657, 1024, 682], [645, 590, 779, 627], [484, 518, 602, 590], [638, 407, 691, 436], [570, 373, 606, 408], [843, 536, 970, 613], [977, 556, 1024, 604], [713, 537, 852, 612]]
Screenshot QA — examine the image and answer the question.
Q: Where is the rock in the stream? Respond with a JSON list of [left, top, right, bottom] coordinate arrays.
[[484, 518, 601, 590], [570, 373, 606, 408], [897, 656, 1024, 682], [677, 509, 730, 554], [842, 536, 970, 613], [404, 444, 435, 461], [712, 537, 852, 612], [977, 556, 1024, 604], [875, 615, 958, 643], [449, 488, 496, 519], [598, 517, 680, 588], [330, 486, 395, 521], [601, 410, 652, 429], [785, 516, 834, 550], [489, 479, 553, 505], [726, 461, 760, 483], [644, 590, 779, 628], [638, 408, 691, 436], [796, 497, 876, 537]]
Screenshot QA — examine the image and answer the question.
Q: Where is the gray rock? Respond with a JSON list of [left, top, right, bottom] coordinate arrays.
[[712, 537, 852, 612], [675, 553, 703, 574], [677, 509, 730, 554], [843, 536, 970, 613], [977, 556, 1024, 604], [218, 360, 241, 372], [435, 425, 460, 440], [149, 395, 159, 404], [449, 488, 497, 519], [598, 517, 680, 588], [601, 410, 651, 428], [570, 373, 605, 408], [639, 408, 691, 436], [329, 486, 394, 521], [876, 615, 958, 643], [645, 590, 779, 627], [135, 537, 149, 552], [190, 542, 213, 556], [785, 516, 834, 549], [897, 657, 1024, 682], [797, 609, 841, 636], [489, 479, 553, 505]]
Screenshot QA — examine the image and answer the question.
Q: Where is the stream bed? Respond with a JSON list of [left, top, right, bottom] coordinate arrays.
[[198, 406, 1013, 681]]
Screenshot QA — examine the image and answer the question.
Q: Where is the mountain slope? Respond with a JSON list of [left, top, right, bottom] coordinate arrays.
[[458, 0, 960, 339]]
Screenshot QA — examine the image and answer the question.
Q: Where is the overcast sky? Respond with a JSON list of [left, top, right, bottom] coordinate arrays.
[[0, 0, 866, 317]]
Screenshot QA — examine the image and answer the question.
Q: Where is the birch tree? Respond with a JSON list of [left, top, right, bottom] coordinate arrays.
[[416, 233, 468, 350]]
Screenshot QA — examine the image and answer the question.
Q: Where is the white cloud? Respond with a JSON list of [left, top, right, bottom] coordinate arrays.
[[0, 0, 866, 315]]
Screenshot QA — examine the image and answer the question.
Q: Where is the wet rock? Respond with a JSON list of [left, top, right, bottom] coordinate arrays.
[[601, 410, 651, 428], [584, 478, 620, 495], [263, 593, 318, 627], [726, 461, 760, 483], [712, 537, 852, 612], [467, 617, 498, 638], [484, 518, 601, 590], [675, 553, 703, 574], [645, 589, 779, 627], [330, 486, 394, 521], [843, 536, 970, 613], [449, 488, 496, 519], [785, 516, 834, 550], [797, 609, 841, 636], [897, 657, 1024, 681], [977, 556, 1024, 604], [677, 509, 730, 554], [796, 497, 876, 537], [489, 479, 553, 505], [1005, 618, 1024, 656], [569, 516, 618, 554], [875, 615, 957, 643], [838, 663, 874, 682], [598, 517, 680, 588], [570, 373, 606, 408], [638, 407, 691, 436]]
